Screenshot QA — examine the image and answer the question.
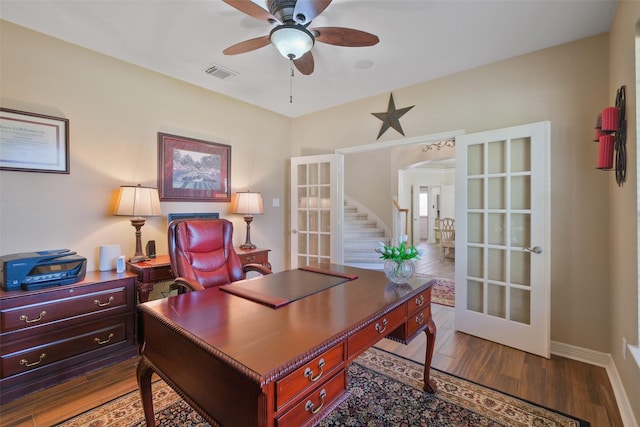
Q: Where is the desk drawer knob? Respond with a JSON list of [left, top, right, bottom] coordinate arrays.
[[305, 389, 327, 414], [415, 312, 425, 325], [94, 296, 114, 307], [20, 311, 47, 324], [20, 353, 46, 367], [415, 295, 425, 306], [375, 318, 388, 334], [94, 333, 115, 345], [303, 358, 325, 382]]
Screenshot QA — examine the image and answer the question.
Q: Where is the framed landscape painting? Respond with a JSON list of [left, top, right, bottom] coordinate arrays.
[[157, 132, 231, 202]]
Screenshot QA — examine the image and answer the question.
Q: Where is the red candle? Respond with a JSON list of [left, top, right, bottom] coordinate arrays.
[[601, 107, 620, 132], [598, 134, 615, 169]]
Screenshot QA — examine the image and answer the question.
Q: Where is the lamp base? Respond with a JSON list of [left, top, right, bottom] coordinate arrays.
[[240, 215, 257, 250], [129, 217, 149, 264]]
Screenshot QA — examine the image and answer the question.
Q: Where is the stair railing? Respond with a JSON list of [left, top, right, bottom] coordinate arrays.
[[392, 199, 409, 245]]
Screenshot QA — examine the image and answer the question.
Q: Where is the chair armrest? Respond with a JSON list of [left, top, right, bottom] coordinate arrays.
[[170, 277, 206, 293], [242, 263, 272, 276]]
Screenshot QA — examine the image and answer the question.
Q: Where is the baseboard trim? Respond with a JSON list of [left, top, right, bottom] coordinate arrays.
[[551, 341, 638, 427]]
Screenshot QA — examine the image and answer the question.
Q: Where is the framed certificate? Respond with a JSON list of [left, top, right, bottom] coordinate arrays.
[[0, 108, 70, 173]]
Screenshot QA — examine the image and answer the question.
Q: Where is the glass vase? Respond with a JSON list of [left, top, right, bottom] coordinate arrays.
[[383, 259, 415, 284]]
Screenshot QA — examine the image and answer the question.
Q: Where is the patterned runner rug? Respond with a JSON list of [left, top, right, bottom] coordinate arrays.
[[56, 348, 588, 427], [414, 274, 455, 307]]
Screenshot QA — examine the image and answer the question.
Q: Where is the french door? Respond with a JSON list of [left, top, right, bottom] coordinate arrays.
[[455, 122, 551, 358], [290, 154, 343, 268]]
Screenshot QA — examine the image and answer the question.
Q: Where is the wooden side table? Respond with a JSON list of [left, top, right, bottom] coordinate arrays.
[[126, 255, 174, 303], [236, 247, 271, 270]]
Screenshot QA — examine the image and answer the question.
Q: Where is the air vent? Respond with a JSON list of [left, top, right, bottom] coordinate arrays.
[[203, 64, 238, 80]]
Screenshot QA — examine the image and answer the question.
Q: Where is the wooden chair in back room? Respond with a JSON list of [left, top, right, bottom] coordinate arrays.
[[438, 217, 455, 260], [168, 218, 272, 293]]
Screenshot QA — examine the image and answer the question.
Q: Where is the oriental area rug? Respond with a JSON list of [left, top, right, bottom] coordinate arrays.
[[422, 276, 455, 307], [56, 348, 588, 427]]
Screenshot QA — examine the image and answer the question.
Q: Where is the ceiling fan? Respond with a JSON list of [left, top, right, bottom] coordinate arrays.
[[222, 0, 380, 75]]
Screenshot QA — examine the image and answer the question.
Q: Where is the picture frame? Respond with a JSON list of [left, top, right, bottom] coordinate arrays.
[[0, 108, 70, 173], [157, 132, 231, 202]]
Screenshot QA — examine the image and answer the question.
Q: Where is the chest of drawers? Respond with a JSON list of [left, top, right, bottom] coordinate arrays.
[[0, 271, 138, 404]]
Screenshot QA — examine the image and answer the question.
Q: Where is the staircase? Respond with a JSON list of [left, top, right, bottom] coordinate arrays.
[[343, 202, 388, 269]]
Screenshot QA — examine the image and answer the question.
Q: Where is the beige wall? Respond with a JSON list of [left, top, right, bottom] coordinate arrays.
[[608, 1, 640, 422], [294, 34, 612, 352], [0, 21, 291, 273]]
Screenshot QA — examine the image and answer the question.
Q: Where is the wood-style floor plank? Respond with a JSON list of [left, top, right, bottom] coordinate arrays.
[[0, 242, 624, 427]]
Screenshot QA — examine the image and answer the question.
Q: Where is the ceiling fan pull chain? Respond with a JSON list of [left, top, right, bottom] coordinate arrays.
[[290, 59, 294, 103]]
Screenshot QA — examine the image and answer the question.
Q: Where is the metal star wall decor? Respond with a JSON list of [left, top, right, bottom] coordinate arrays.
[[371, 93, 415, 140]]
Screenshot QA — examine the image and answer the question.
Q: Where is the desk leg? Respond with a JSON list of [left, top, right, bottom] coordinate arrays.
[[137, 281, 154, 304], [422, 317, 437, 393], [137, 356, 156, 427]]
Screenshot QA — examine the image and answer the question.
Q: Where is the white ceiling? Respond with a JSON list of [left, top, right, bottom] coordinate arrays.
[[1, 0, 617, 118]]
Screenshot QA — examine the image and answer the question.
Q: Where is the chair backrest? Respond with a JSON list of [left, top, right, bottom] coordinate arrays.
[[439, 218, 455, 244], [168, 218, 245, 289]]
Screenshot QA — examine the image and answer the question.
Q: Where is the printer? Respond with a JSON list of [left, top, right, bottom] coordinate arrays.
[[0, 249, 87, 291]]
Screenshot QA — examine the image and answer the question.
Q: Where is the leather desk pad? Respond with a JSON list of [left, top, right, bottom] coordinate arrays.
[[220, 268, 354, 308]]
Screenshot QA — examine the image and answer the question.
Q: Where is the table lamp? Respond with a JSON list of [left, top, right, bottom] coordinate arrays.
[[114, 184, 162, 263], [232, 191, 263, 249]]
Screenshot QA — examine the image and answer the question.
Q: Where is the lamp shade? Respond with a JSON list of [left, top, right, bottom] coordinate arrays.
[[114, 185, 162, 217], [270, 24, 314, 59], [232, 192, 264, 216]]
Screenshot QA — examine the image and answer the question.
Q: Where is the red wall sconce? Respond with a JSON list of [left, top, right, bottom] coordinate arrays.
[[595, 85, 626, 186]]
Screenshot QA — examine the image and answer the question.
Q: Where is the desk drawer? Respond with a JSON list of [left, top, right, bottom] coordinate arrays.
[[275, 343, 344, 410], [1, 318, 128, 378], [347, 305, 405, 359], [406, 305, 431, 338], [276, 370, 346, 427], [407, 289, 430, 315], [146, 265, 173, 282], [1, 287, 129, 333]]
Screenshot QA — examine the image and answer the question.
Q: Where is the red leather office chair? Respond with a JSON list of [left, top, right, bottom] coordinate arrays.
[[168, 218, 271, 292]]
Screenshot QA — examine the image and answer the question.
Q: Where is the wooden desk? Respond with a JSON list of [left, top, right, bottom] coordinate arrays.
[[137, 265, 436, 427], [236, 247, 271, 270], [126, 255, 173, 303]]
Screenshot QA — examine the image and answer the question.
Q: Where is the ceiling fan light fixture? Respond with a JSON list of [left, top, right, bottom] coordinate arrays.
[[270, 24, 314, 60]]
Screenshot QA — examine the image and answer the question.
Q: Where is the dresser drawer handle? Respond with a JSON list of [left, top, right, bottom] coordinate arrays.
[[304, 389, 327, 414], [375, 318, 388, 334], [20, 353, 46, 367], [247, 256, 256, 262], [415, 294, 425, 307], [303, 358, 325, 382], [94, 333, 115, 345], [415, 312, 425, 325], [94, 296, 114, 307], [20, 311, 47, 324]]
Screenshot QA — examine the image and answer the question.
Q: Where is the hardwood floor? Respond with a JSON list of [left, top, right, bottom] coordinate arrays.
[[0, 242, 624, 426]]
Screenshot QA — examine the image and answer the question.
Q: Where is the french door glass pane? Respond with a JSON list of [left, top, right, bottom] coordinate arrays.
[[467, 144, 484, 175], [487, 248, 506, 282], [488, 213, 506, 245], [488, 140, 506, 174], [510, 137, 531, 172], [468, 213, 484, 244], [488, 284, 506, 318], [467, 280, 484, 313], [468, 178, 484, 209], [510, 288, 531, 324]]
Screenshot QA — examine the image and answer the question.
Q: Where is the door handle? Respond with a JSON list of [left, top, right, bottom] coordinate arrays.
[[523, 246, 542, 254]]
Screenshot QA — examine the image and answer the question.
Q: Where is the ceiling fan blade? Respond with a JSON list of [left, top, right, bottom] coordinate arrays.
[[294, 52, 315, 75], [313, 27, 380, 47], [293, 0, 332, 24], [222, 0, 280, 23], [223, 35, 272, 55]]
